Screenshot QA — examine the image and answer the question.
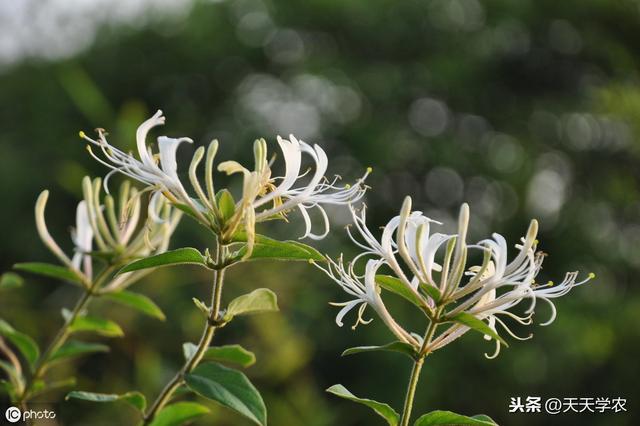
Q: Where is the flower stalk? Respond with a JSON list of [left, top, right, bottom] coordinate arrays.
[[400, 307, 443, 426], [143, 242, 228, 424]]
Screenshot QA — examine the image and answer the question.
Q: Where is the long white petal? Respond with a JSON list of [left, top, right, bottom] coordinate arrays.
[[157, 136, 193, 181], [136, 110, 165, 167]]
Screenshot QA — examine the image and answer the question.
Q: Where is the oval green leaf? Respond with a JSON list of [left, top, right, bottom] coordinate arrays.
[[419, 282, 441, 303], [342, 341, 418, 361], [446, 312, 508, 347], [216, 189, 236, 222], [50, 340, 109, 363], [105, 291, 166, 320], [183, 343, 256, 368], [14, 262, 85, 286], [172, 201, 200, 220], [326, 384, 399, 426], [414, 410, 498, 425], [149, 402, 210, 426], [234, 233, 324, 262], [118, 248, 208, 274], [185, 362, 267, 426], [225, 288, 278, 320], [0, 319, 40, 370], [66, 390, 146, 412], [203, 345, 257, 368], [68, 316, 124, 337], [375, 275, 428, 313]]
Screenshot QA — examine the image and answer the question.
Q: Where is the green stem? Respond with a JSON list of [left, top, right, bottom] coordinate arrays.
[[143, 243, 227, 424], [400, 356, 424, 426], [16, 265, 116, 405], [399, 316, 440, 426]]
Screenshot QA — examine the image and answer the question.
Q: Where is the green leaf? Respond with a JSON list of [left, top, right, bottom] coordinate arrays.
[[14, 262, 84, 285], [0, 272, 23, 290], [202, 345, 257, 368], [342, 341, 418, 361], [0, 361, 20, 394], [419, 282, 441, 303], [446, 312, 508, 347], [326, 384, 399, 426], [376, 275, 427, 312], [149, 402, 210, 426], [225, 288, 278, 320], [173, 201, 200, 220], [68, 316, 124, 337], [183, 343, 256, 368], [413, 410, 498, 425], [216, 189, 236, 221], [185, 362, 267, 426], [66, 390, 146, 412], [118, 248, 208, 274], [0, 380, 14, 398], [105, 291, 166, 320], [0, 319, 40, 370], [50, 340, 109, 363], [234, 233, 324, 262]]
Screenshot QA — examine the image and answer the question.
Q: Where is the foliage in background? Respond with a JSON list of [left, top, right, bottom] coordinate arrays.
[[1, 0, 639, 425]]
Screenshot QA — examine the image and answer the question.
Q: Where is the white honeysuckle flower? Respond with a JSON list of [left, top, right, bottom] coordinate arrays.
[[85, 113, 369, 242], [425, 205, 592, 356], [35, 177, 181, 286], [316, 256, 420, 346], [219, 134, 371, 240], [81, 110, 205, 223], [326, 195, 593, 355]]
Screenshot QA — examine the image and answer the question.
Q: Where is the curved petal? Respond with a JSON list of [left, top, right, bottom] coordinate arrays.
[[157, 136, 193, 180], [334, 299, 363, 327], [136, 110, 165, 167]]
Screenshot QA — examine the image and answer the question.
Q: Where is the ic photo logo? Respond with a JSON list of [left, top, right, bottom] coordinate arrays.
[[5, 406, 57, 423], [5, 406, 21, 423]]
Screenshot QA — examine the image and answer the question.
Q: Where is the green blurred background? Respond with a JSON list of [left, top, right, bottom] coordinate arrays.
[[1, 0, 639, 425]]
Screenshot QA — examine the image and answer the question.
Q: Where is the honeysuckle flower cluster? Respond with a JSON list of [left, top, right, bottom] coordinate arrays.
[[81, 110, 370, 250], [318, 196, 594, 358], [36, 176, 181, 289]]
